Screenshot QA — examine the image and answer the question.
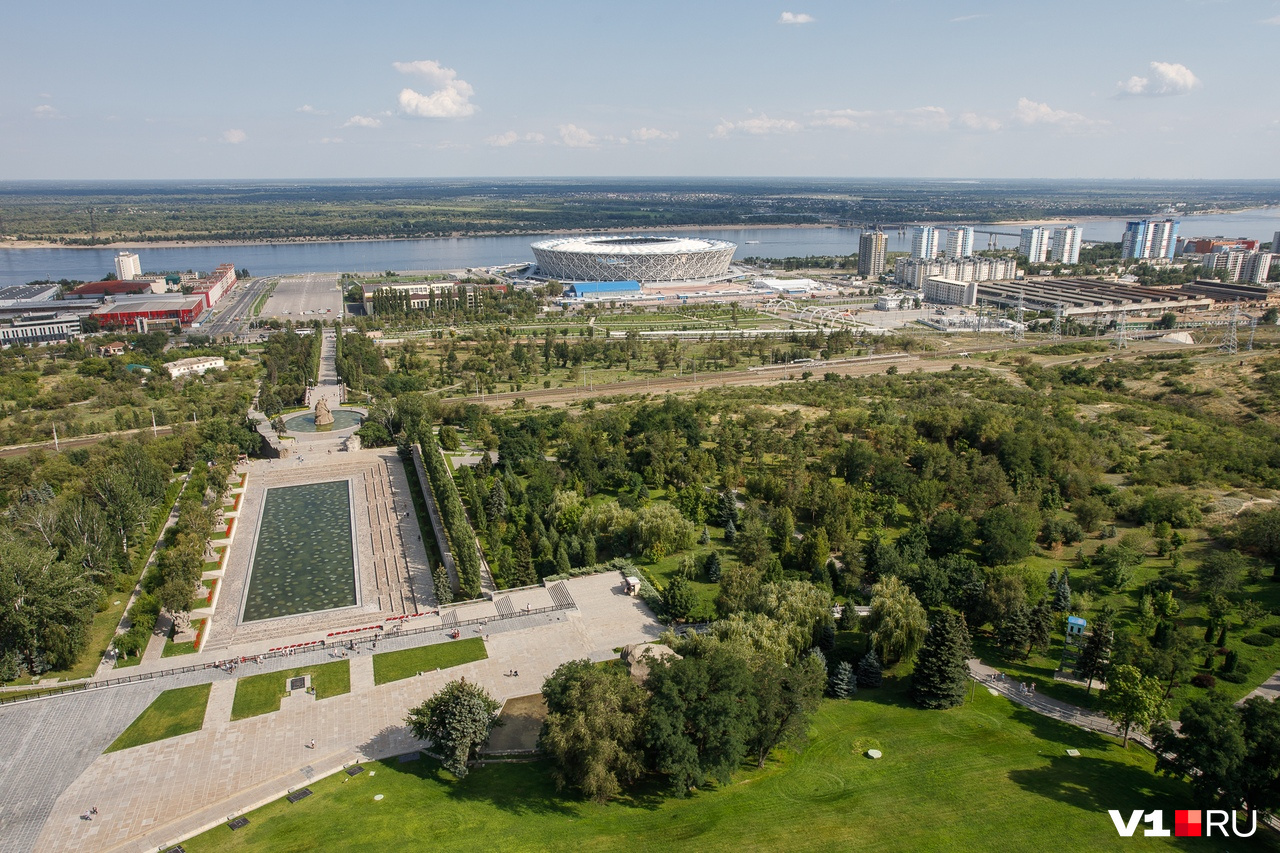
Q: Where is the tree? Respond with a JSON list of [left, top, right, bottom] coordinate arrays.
[[1028, 599, 1053, 652], [645, 646, 757, 793], [829, 660, 856, 698], [996, 600, 1031, 659], [911, 612, 972, 709], [856, 649, 883, 688], [1077, 610, 1113, 694], [663, 575, 697, 622], [1152, 692, 1246, 809], [745, 651, 826, 767], [704, 550, 722, 582], [1234, 507, 1280, 578], [539, 659, 648, 801], [1101, 664, 1162, 747], [405, 679, 500, 778], [977, 505, 1036, 566], [864, 576, 928, 666], [1052, 570, 1072, 613]]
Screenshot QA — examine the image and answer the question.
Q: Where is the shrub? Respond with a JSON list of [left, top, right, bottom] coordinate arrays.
[[1261, 624, 1280, 638], [1190, 673, 1217, 689], [1218, 670, 1248, 684], [1243, 633, 1276, 647]]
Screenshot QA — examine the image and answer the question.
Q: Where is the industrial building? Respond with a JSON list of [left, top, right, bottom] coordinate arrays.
[[92, 295, 205, 328], [0, 283, 60, 309], [973, 277, 1215, 318], [0, 312, 82, 346], [531, 235, 736, 283], [70, 279, 166, 299]]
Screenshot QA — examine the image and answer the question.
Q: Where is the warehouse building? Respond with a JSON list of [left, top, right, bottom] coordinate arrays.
[[0, 312, 82, 346]]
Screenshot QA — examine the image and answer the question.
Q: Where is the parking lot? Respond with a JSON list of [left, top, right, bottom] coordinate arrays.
[[260, 273, 345, 320]]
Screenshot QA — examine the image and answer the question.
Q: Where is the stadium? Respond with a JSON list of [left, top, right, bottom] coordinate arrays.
[[530, 235, 737, 283]]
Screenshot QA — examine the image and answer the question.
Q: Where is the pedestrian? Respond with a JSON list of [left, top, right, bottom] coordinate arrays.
[[310, 739, 316, 749], [90, 806, 98, 815]]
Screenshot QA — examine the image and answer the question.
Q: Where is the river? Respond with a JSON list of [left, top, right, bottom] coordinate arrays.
[[2, 208, 1278, 288]]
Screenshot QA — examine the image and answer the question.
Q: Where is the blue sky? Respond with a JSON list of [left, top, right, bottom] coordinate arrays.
[[5, 0, 1280, 180]]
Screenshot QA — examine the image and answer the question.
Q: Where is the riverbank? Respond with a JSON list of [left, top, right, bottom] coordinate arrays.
[[0, 222, 846, 251]]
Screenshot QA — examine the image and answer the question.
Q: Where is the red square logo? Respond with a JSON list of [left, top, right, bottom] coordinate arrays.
[[1176, 810, 1202, 837]]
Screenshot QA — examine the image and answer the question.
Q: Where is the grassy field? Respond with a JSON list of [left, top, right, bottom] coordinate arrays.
[[371, 637, 487, 685], [179, 677, 1270, 853], [105, 683, 211, 753], [230, 660, 351, 721]]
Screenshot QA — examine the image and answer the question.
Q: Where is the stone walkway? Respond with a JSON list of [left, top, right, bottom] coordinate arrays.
[[16, 573, 659, 853], [1239, 668, 1280, 706], [967, 659, 1154, 749]]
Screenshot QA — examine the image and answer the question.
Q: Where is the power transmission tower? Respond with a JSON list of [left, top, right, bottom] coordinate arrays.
[[1013, 291, 1025, 342], [1051, 303, 1064, 340], [1220, 301, 1240, 356], [1248, 315, 1257, 352], [1113, 309, 1129, 349]]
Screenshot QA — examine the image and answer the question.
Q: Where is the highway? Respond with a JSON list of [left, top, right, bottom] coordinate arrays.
[[192, 276, 276, 339]]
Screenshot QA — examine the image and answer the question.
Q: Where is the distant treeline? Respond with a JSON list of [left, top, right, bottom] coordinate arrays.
[[3, 179, 1277, 244]]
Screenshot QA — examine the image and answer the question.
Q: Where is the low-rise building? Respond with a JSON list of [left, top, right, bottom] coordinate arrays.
[[100, 341, 127, 356], [923, 276, 978, 307], [0, 312, 82, 347], [93, 295, 205, 328], [71, 279, 165, 299], [0, 283, 60, 308], [165, 356, 225, 378]]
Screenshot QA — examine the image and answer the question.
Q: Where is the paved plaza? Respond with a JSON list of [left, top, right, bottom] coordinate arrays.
[[21, 574, 659, 853]]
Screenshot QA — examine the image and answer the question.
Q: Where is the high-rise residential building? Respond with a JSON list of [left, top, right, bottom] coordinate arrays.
[[943, 227, 974, 258], [858, 229, 888, 278], [910, 226, 938, 260], [114, 251, 141, 281], [1273, 230, 1280, 252], [1242, 252, 1274, 285], [1019, 227, 1049, 263], [1050, 226, 1082, 264], [1120, 219, 1179, 260]]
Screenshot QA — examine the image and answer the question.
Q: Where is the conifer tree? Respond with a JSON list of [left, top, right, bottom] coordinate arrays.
[[856, 649, 883, 688], [911, 612, 973, 709], [1029, 598, 1053, 652], [1077, 610, 1114, 694], [830, 660, 857, 699], [1053, 570, 1072, 612], [704, 550, 722, 582], [997, 600, 1032, 659], [1047, 567, 1059, 592]]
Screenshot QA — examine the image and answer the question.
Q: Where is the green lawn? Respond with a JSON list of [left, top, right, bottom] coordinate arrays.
[[230, 660, 351, 721], [179, 678, 1275, 853], [105, 683, 211, 753], [372, 637, 487, 685]]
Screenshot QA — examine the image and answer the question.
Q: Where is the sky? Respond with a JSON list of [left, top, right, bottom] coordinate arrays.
[[4, 0, 1280, 181]]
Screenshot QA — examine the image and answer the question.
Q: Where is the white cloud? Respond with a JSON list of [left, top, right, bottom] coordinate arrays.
[[950, 13, 986, 22], [957, 111, 1003, 131], [32, 104, 61, 119], [394, 59, 476, 118], [1116, 61, 1201, 97], [777, 11, 814, 24], [558, 124, 597, 148], [296, 104, 329, 115], [1013, 98, 1098, 127], [631, 127, 679, 142], [712, 114, 802, 137], [343, 115, 382, 128], [485, 131, 545, 146], [1261, 14, 1280, 24], [319, 137, 344, 144], [221, 128, 247, 144], [811, 106, 950, 132]]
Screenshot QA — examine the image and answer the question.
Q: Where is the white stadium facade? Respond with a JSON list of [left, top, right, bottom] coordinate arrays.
[[530, 235, 736, 283]]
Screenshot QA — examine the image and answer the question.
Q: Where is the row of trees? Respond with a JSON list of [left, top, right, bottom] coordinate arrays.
[[419, 430, 482, 598]]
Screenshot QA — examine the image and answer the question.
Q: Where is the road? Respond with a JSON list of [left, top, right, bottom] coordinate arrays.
[[192, 275, 275, 339], [258, 272, 344, 321]]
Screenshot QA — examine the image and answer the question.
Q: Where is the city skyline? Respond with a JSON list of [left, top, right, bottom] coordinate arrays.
[[4, 0, 1280, 180]]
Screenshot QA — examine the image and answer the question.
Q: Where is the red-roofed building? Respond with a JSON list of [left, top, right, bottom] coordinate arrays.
[[71, 279, 165, 298], [192, 264, 236, 308]]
